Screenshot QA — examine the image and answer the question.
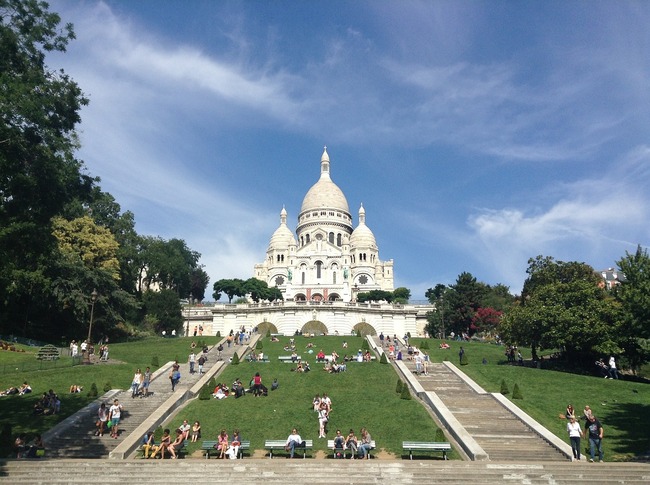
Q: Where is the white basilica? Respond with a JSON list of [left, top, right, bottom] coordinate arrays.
[[253, 147, 394, 303], [185, 148, 429, 337]]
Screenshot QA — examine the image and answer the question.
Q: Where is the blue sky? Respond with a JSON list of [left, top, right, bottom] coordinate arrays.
[[47, 1, 650, 300]]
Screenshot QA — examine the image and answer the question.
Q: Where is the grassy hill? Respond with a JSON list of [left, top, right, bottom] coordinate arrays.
[[1, 335, 648, 460]]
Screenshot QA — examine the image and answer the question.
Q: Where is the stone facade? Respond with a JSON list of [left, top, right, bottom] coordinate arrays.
[[254, 147, 394, 303]]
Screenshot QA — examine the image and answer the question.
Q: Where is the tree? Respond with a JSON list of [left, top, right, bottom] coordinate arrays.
[[615, 245, 650, 369], [142, 289, 182, 334], [0, 0, 94, 337], [500, 256, 618, 363], [139, 237, 200, 297], [357, 290, 393, 303], [52, 216, 120, 280], [189, 266, 209, 302], [446, 272, 487, 335], [392, 287, 411, 304], [213, 278, 245, 303], [471, 307, 503, 334]]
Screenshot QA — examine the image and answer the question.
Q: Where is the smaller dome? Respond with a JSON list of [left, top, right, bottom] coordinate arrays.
[[269, 207, 296, 249], [350, 203, 377, 249]]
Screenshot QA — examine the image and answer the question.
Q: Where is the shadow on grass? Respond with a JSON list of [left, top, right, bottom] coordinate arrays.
[[600, 401, 650, 458]]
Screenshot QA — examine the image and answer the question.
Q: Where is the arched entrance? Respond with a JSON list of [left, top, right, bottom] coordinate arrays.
[[352, 322, 377, 337], [328, 293, 341, 301], [301, 320, 328, 336], [256, 322, 278, 336]]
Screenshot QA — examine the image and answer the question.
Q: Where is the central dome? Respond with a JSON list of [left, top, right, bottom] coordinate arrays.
[[300, 147, 350, 214]]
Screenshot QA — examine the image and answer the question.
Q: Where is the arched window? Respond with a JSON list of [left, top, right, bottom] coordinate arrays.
[[329, 232, 334, 244], [305, 234, 310, 243], [333, 272, 337, 284], [316, 261, 322, 279], [337, 233, 342, 246]]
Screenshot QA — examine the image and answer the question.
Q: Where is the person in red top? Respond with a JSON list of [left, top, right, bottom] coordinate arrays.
[[316, 350, 326, 362], [253, 372, 262, 397]]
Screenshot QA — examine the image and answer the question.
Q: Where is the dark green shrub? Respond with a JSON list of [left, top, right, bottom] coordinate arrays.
[[88, 383, 98, 398], [266, 330, 271, 338], [216, 331, 221, 337], [151, 355, 159, 368], [103, 382, 112, 393], [199, 383, 212, 400], [396, 379, 403, 393], [361, 340, 370, 351], [512, 383, 523, 399], [256, 340, 263, 350], [400, 385, 412, 400], [434, 428, 446, 442], [500, 379, 509, 395], [231, 352, 240, 365], [380, 353, 388, 364]]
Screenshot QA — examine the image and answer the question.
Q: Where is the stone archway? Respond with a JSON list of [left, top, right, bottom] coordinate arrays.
[[328, 293, 341, 301], [256, 322, 278, 337], [301, 320, 328, 336], [352, 322, 377, 337]]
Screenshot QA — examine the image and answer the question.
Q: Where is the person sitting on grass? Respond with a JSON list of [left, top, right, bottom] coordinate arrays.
[[179, 419, 191, 440], [316, 349, 326, 362], [149, 429, 171, 459], [191, 421, 201, 442], [18, 382, 32, 395], [69, 384, 82, 393]]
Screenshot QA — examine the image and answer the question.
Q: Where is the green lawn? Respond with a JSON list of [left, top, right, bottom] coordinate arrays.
[[411, 338, 650, 461], [1, 336, 648, 461], [175, 335, 451, 458], [0, 337, 220, 440]]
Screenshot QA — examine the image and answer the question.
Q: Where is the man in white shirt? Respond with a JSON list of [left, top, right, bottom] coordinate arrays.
[[108, 399, 123, 439], [285, 428, 305, 458]]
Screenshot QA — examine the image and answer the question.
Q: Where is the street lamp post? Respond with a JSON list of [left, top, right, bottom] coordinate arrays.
[[87, 288, 98, 345], [440, 295, 446, 340]]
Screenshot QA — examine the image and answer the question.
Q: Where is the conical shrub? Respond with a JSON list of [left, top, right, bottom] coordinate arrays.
[[500, 379, 509, 395]]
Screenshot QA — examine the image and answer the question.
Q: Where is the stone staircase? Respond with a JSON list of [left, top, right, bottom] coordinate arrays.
[[1, 459, 649, 484], [43, 337, 248, 458], [417, 362, 565, 461]]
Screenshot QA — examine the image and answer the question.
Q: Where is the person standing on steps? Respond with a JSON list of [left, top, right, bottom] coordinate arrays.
[[198, 354, 206, 375], [170, 361, 180, 391], [189, 352, 196, 374], [566, 415, 583, 461], [142, 367, 151, 397], [585, 414, 604, 462], [108, 399, 123, 439]]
